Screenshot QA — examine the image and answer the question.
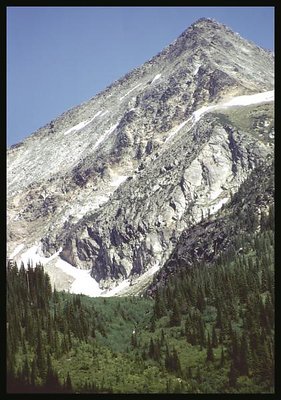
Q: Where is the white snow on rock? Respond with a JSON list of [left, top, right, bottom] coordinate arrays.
[[119, 83, 142, 101], [193, 90, 274, 123], [102, 278, 132, 297], [17, 243, 103, 297], [110, 175, 128, 187], [220, 90, 274, 107], [92, 121, 119, 151], [163, 90, 274, 154], [100, 110, 109, 117], [9, 243, 25, 258], [92, 110, 103, 119], [210, 197, 229, 214], [102, 262, 161, 297], [193, 105, 217, 122], [18, 245, 62, 268], [151, 73, 161, 84], [64, 120, 91, 136], [165, 117, 193, 142], [55, 258, 102, 297], [63, 110, 107, 136], [193, 64, 201, 75]]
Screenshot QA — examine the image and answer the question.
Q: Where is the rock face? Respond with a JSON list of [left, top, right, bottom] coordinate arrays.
[[7, 18, 274, 295], [146, 160, 274, 296]]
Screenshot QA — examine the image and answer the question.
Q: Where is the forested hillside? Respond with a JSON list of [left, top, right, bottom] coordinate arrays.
[[6, 204, 274, 393]]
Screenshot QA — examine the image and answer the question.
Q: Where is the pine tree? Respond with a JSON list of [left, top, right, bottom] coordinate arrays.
[[45, 355, 61, 392], [211, 325, 218, 348], [228, 362, 238, 387], [64, 372, 73, 392], [154, 291, 166, 319], [206, 332, 214, 362], [239, 334, 249, 376], [30, 357, 38, 387], [196, 366, 202, 383], [131, 331, 137, 348], [198, 317, 206, 348], [148, 338, 155, 359], [216, 304, 223, 329], [220, 347, 225, 368], [169, 299, 181, 327]]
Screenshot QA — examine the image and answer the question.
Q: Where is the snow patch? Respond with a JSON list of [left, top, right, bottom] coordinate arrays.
[[119, 83, 142, 101], [110, 175, 128, 188], [102, 278, 132, 297], [193, 64, 201, 75], [165, 117, 193, 142], [55, 258, 102, 297], [193, 105, 217, 122], [209, 188, 223, 201], [63, 110, 105, 136], [92, 110, 103, 119], [18, 244, 103, 297], [151, 73, 161, 84], [193, 90, 274, 123], [163, 90, 274, 156], [10, 244, 25, 258], [210, 197, 229, 214], [220, 90, 274, 108], [100, 110, 109, 117], [64, 120, 91, 135], [92, 122, 119, 151], [19, 245, 62, 268], [102, 262, 161, 297]]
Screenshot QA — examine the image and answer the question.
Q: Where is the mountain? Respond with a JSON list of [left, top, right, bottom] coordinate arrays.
[[7, 18, 274, 296]]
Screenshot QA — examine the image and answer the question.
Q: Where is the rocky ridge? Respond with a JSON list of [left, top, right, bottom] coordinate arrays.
[[7, 18, 274, 295]]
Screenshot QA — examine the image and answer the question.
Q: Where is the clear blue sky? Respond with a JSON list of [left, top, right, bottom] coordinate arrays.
[[7, 6, 274, 147]]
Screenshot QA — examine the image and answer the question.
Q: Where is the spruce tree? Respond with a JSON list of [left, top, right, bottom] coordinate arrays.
[[211, 325, 218, 348], [220, 347, 225, 368], [169, 299, 181, 327], [239, 334, 249, 376], [228, 362, 238, 387], [206, 332, 214, 362]]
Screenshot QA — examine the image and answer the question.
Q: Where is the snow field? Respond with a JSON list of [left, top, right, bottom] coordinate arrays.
[[9, 244, 25, 258], [165, 90, 274, 143], [63, 109, 107, 135], [151, 73, 162, 84]]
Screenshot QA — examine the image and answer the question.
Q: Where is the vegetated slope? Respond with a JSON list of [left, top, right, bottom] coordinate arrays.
[[7, 18, 274, 295], [7, 200, 274, 392]]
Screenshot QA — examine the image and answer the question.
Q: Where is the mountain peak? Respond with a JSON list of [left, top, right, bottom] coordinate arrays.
[[7, 17, 274, 297], [181, 17, 230, 37], [192, 17, 220, 26]]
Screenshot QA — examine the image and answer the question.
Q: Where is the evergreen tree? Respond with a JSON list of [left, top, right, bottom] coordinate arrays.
[[220, 347, 225, 368], [238, 334, 249, 376], [169, 299, 181, 327], [153, 291, 166, 319], [64, 372, 73, 392], [211, 325, 218, 348], [206, 332, 214, 362], [228, 362, 238, 387]]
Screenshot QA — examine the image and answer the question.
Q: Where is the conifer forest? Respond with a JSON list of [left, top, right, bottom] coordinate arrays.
[[7, 204, 274, 393]]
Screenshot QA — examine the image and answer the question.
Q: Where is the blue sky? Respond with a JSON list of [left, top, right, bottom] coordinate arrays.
[[7, 6, 274, 146]]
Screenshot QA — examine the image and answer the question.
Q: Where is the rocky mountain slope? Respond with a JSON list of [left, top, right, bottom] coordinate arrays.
[[7, 18, 274, 296]]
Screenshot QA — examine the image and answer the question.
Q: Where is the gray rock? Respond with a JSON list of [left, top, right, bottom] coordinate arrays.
[[7, 18, 274, 294]]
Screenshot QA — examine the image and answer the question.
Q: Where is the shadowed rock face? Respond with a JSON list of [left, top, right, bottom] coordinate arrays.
[[7, 18, 274, 294]]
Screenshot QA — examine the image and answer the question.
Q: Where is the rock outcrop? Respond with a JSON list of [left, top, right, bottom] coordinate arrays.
[[7, 18, 274, 295]]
